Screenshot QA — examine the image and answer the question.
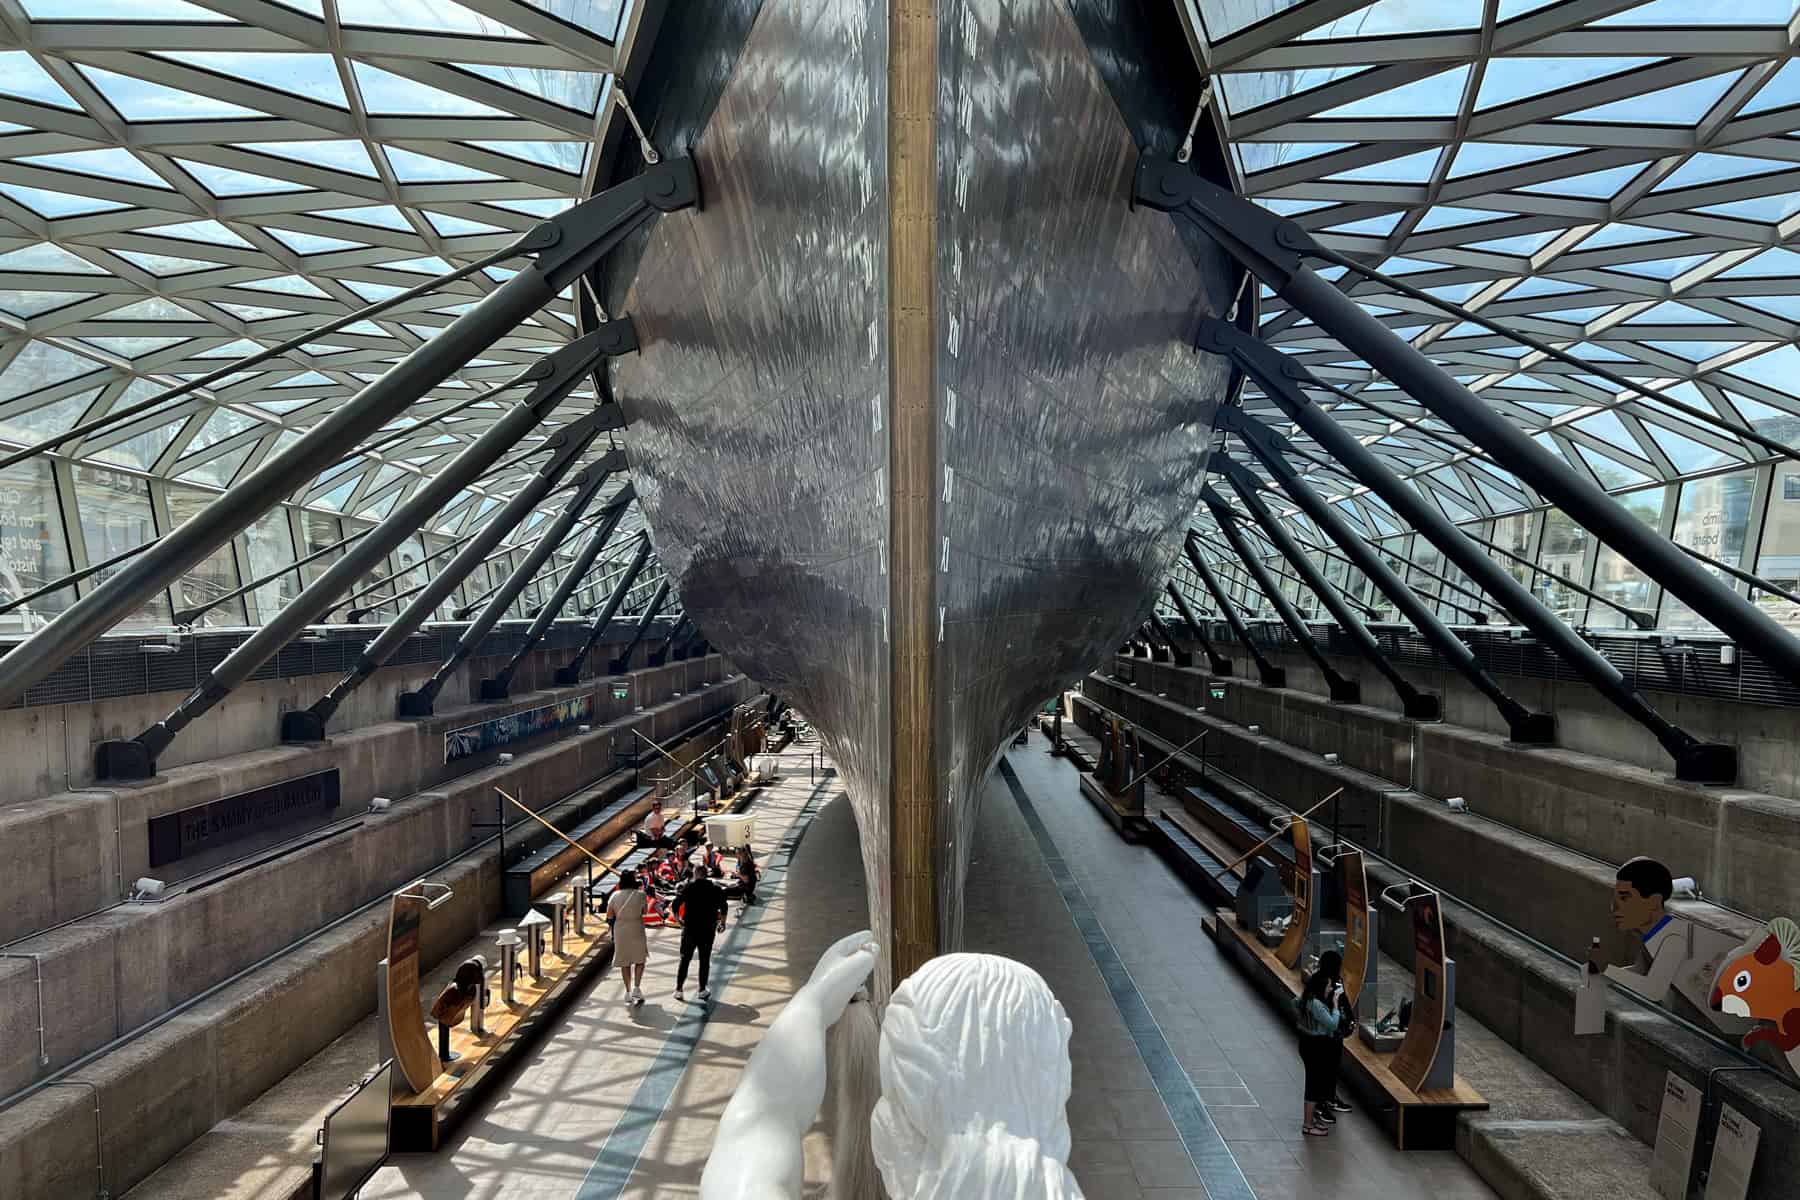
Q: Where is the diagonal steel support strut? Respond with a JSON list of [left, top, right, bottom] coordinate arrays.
[[554, 534, 653, 685], [1165, 580, 1233, 675], [476, 490, 635, 702], [1183, 533, 1285, 687], [1201, 323, 1733, 782], [1214, 455, 1440, 720], [97, 333, 634, 780], [1202, 485, 1361, 703], [1136, 154, 1783, 782], [0, 156, 700, 716], [1218, 406, 1550, 742]]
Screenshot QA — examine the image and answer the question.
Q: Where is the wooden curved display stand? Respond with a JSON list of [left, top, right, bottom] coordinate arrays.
[[385, 893, 439, 1094], [1339, 849, 1372, 1010], [1274, 817, 1313, 969], [1392, 890, 1450, 1093]]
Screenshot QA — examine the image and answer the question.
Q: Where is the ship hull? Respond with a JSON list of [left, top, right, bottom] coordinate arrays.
[[608, 0, 1238, 992]]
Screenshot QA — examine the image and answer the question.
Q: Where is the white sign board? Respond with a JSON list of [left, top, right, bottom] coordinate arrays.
[[1704, 1102, 1761, 1200], [1651, 1072, 1702, 1200], [1574, 968, 1606, 1036]]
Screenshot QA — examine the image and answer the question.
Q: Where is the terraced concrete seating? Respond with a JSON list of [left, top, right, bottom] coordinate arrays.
[[1083, 671, 1800, 1200], [0, 677, 755, 1199]]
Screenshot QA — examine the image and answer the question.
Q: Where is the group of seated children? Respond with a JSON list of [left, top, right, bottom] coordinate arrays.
[[613, 813, 759, 929]]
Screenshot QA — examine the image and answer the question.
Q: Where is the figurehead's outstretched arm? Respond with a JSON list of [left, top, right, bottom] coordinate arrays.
[[700, 931, 880, 1200]]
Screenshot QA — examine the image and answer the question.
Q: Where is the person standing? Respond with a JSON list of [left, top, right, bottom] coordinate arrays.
[[675, 864, 728, 1003], [1295, 950, 1353, 1137], [606, 869, 649, 1006]]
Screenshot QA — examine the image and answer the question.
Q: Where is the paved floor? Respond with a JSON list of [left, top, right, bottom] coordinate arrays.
[[992, 746, 1498, 1200], [362, 735, 1499, 1199]]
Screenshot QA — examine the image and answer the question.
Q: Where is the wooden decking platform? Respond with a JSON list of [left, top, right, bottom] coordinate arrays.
[[390, 783, 766, 1151], [1208, 908, 1488, 1151]]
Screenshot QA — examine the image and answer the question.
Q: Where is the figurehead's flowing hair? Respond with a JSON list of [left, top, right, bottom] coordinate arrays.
[[869, 954, 1079, 1199]]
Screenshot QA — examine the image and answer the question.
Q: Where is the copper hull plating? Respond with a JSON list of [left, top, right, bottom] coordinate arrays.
[[611, 0, 1236, 990]]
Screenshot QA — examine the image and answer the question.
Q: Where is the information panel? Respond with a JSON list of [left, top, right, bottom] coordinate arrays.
[[146, 768, 340, 870], [1339, 849, 1371, 1009], [1393, 890, 1448, 1092], [385, 894, 438, 1094], [444, 694, 594, 763], [1651, 1071, 1702, 1200], [1275, 817, 1313, 969], [1704, 1102, 1761, 1200]]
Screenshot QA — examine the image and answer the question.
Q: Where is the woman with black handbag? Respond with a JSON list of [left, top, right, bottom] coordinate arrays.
[[1294, 950, 1354, 1137]]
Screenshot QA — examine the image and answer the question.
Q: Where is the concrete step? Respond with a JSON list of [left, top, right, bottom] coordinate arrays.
[[0, 683, 756, 1198], [1082, 672, 1800, 1200]]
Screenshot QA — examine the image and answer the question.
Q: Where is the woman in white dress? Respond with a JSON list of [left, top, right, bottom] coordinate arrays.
[[607, 869, 650, 1005]]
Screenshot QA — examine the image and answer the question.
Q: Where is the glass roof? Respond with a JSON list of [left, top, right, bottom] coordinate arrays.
[[3, 0, 1794, 643], [1175, 0, 1800, 635], [0, 0, 649, 633]]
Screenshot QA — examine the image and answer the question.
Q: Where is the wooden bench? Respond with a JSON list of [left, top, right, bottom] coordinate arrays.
[[502, 784, 655, 915], [1207, 908, 1487, 1151]]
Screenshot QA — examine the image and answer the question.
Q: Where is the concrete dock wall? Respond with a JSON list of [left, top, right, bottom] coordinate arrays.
[[0, 661, 750, 1096], [0, 672, 755, 1198]]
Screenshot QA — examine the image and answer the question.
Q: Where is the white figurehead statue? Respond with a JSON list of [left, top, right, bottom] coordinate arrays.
[[701, 933, 1084, 1200]]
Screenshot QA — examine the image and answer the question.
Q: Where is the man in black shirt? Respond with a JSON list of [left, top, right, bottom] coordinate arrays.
[[674, 865, 727, 1001]]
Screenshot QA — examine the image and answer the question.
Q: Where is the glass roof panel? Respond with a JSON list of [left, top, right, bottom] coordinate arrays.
[[77, 66, 262, 121], [0, 52, 79, 110], [158, 53, 350, 108], [1475, 58, 1659, 112], [353, 64, 506, 116]]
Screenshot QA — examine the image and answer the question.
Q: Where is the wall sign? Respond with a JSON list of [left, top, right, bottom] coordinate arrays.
[[147, 768, 341, 869], [444, 694, 595, 764], [1704, 1102, 1761, 1200], [1651, 1071, 1702, 1200]]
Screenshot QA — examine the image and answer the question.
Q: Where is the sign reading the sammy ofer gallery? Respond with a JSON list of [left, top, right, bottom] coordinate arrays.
[[443, 694, 595, 764], [147, 768, 341, 868]]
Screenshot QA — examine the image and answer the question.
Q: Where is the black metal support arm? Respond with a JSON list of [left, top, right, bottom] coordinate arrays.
[[1140, 156, 1777, 776], [397, 466, 612, 718], [280, 425, 625, 744], [1165, 580, 1232, 674], [0, 157, 699, 714], [1148, 613, 1192, 667], [647, 613, 692, 668], [1217, 457, 1439, 719], [1220, 407, 1551, 742], [607, 579, 670, 675], [556, 535, 652, 685], [1184, 533, 1285, 687], [95, 333, 632, 779], [1204, 486, 1360, 702], [476, 491, 632, 701], [1203, 325, 1731, 782]]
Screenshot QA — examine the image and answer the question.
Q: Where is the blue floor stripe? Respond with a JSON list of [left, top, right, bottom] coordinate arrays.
[[573, 775, 837, 1200], [1000, 757, 1257, 1200]]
